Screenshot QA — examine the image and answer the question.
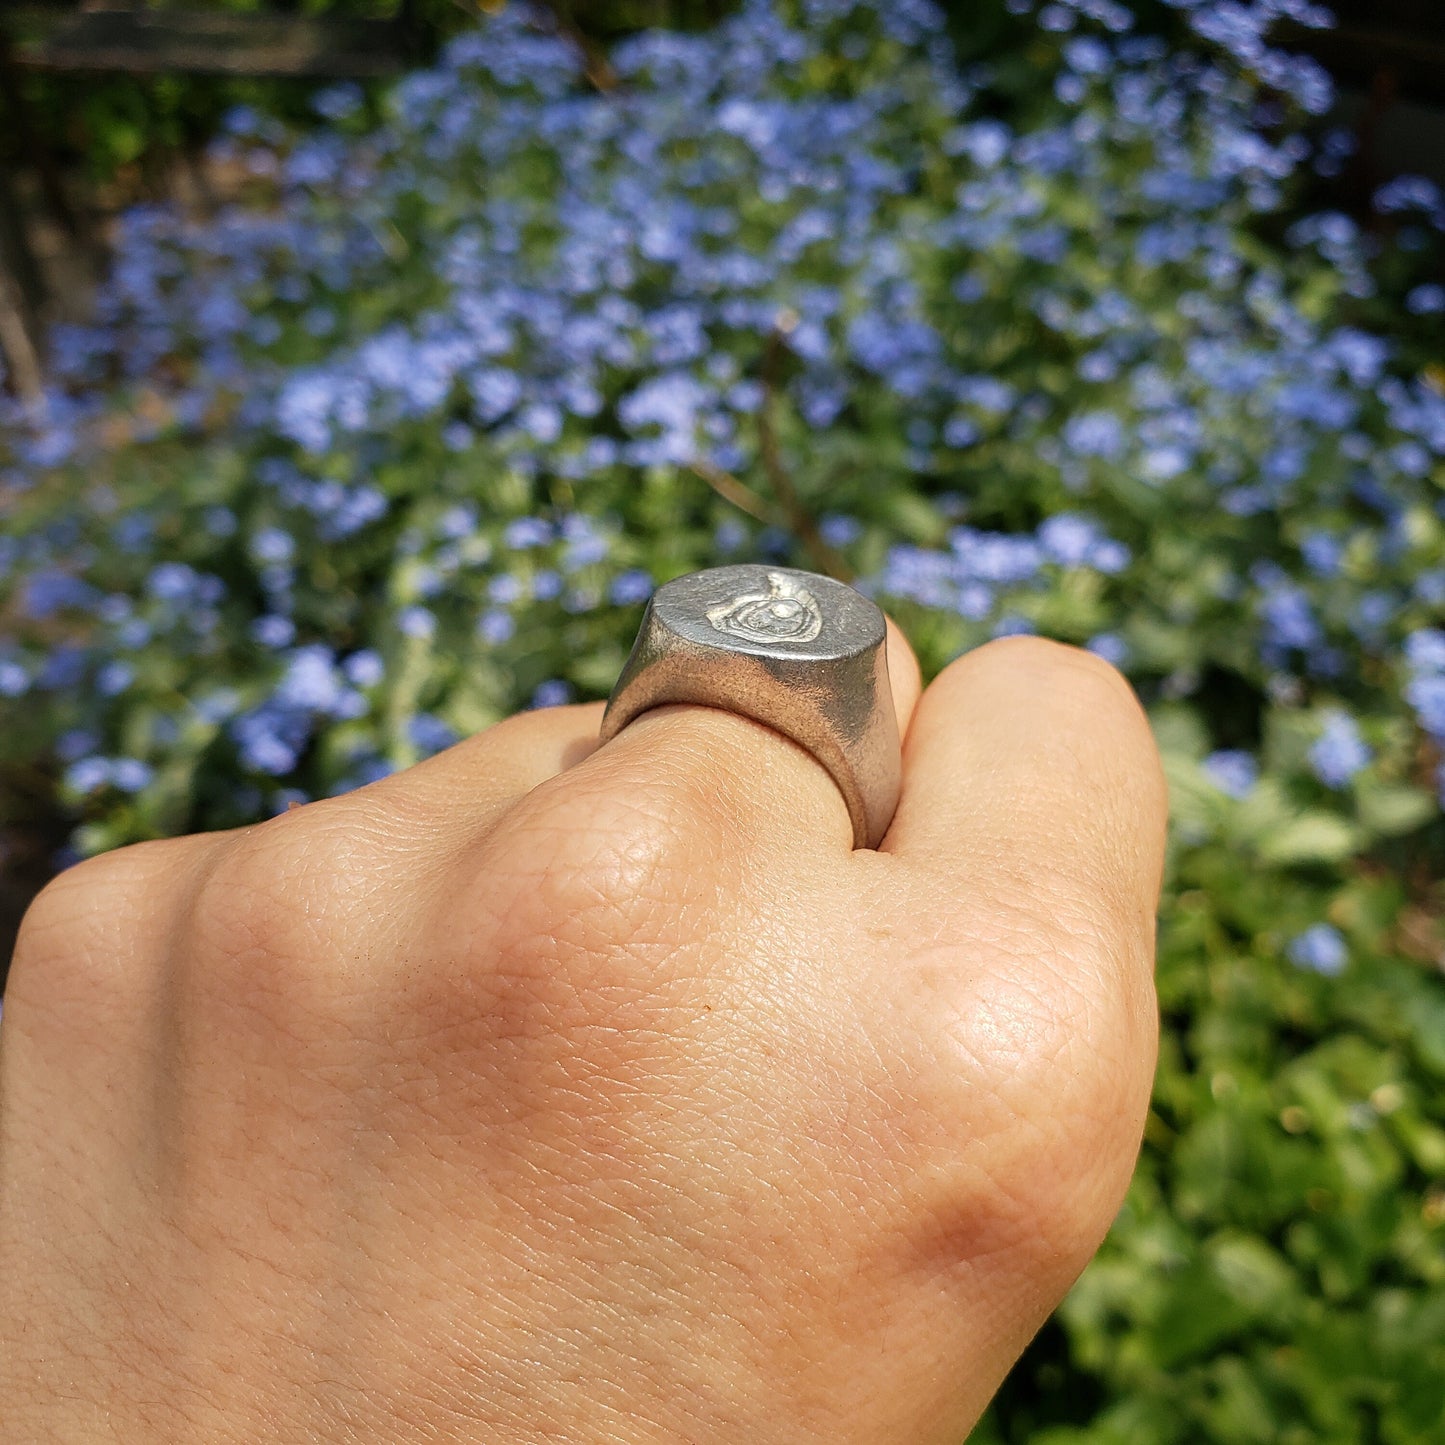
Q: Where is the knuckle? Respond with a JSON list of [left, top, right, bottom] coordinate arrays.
[[181, 806, 383, 1011], [495, 769, 720, 941], [8, 838, 197, 1008], [893, 926, 1153, 1280], [448, 772, 720, 1034]]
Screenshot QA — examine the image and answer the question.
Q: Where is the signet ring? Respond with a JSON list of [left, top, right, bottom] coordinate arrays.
[[599, 564, 902, 850]]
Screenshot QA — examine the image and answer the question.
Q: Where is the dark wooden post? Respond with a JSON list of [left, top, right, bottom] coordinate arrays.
[[0, 160, 48, 403]]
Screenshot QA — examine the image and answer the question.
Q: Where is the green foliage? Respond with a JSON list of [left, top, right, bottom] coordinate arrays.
[[1039, 880, 1445, 1442], [973, 721, 1445, 1441]]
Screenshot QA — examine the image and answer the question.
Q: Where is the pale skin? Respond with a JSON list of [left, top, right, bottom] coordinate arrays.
[[0, 627, 1167, 1443]]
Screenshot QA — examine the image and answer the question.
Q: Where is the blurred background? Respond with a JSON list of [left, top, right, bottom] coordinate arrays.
[[1, 1, 1443, 1440]]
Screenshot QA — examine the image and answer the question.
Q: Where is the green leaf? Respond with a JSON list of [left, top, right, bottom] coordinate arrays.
[[572, 647, 629, 697], [1355, 782, 1437, 838], [1256, 812, 1362, 866]]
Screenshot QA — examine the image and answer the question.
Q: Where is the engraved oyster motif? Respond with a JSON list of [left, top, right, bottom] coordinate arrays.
[[705, 571, 823, 644]]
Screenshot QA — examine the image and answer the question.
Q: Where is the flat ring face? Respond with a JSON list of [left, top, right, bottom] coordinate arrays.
[[599, 564, 901, 850], [651, 565, 885, 661]]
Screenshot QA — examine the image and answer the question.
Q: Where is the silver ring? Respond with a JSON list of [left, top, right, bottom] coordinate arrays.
[[599, 564, 901, 850]]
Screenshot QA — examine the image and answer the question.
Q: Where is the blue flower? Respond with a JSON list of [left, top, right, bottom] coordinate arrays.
[[1287, 923, 1347, 976], [1063, 37, 1110, 75], [609, 569, 654, 605], [992, 614, 1036, 638], [6, 0, 1443, 908], [1405, 629, 1445, 673], [1405, 284, 1445, 316], [251, 615, 297, 648], [1405, 674, 1445, 738], [1037, 513, 1127, 570], [532, 568, 563, 600], [1300, 531, 1342, 576], [1085, 632, 1128, 668], [276, 373, 340, 452], [321, 486, 387, 539], [1140, 445, 1191, 482], [943, 416, 980, 448], [65, 757, 114, 794], [437, 504, 477, 540], [714, 517, 748, 554], [478, 609, 515, 644], [351, 757, 397, 787], [408, 713, 458, 755], [221, 104, 263, 137], [531, 679, 573, 708], [0, 660, 28, 697], [1078, 351, 1118, 383], [97, 660, 135, 697], [1259, 582, 1321, 654], [845, 312, 942, 394], [251, 526, 295, 564], [469, 368, 523, 423], [955, 377, 1015, 413], [1327, 329, 1387, 387], [518, 402, 563, 444], [57, 728, 100, 762], [1309, 712, 1371, 788], [147, 562, 198, 602], [1373, 175, 1444, 217], [397, 605, 437, 640], [343, 649, 385, 687], [38, 647, 86, 690], [1351, 592, 1393, 640], [204, 506, 239, 538], [504, 517, 553, 550], [1062, 410, 1126, 460], [312, 82, 363, 121], [115, 514, 155, 550], [488, 574, 523, 605], [956, 120, 1011, 169], [1414, 571, 1445, 606], [233, 706, 307, 776], [111, 758, 155, 794], [23, 569, 98, 620], [618, 372, 711, 460], [22, 426, 77, 469], [276, 645, 344, 712], [1203, 749, 1258, 799], [412, 565, 444, 600]]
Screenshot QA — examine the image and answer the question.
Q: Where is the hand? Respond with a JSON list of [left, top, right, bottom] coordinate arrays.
[[0, 629, 1166, 1444]]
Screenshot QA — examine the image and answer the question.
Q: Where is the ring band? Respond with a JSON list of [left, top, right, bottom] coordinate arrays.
[[599, 564, 901, 849]]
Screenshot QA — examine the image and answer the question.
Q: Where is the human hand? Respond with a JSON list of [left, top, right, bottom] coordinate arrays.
[[0, 627, 1166, 1444]]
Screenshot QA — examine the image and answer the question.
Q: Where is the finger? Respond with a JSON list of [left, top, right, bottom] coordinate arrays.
[[142, 704, 612, 993], [882, 636, 1167, 948], [882, 612, 922, 740], [350, 701, 606, 843], [876, 636, 1166, 1396], [567, 611, 924, 858]]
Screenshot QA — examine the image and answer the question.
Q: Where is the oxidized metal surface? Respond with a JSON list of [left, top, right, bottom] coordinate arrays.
[[599, 564, 901, 850]]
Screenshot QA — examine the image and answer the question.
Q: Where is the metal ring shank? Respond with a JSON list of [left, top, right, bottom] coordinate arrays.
[[599, 632, 901, 850]]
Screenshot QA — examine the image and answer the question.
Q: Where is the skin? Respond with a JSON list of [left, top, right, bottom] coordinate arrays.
[[0, 626, 1167, 1444]]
